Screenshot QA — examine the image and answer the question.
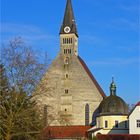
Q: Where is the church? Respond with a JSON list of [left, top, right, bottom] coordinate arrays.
[[34, 0, 106, 126], [33, 0, 140, 139]]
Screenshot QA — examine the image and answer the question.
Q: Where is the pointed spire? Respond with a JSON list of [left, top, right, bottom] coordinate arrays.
[[110, 77, 116, 96], [60, 0, 78, 36]]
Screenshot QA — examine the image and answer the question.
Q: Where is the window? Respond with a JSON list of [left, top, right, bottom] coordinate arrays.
[[125, 121, 127, 128], [69, 38, 70, 44], [65, 89, 68, 94], [98, 121, 100, 128], [105, 121, 108, 128], [64, 49, 71, 54], [137, 120, 140, 128], [66, 74, 68, 78], [71, 38, 72, 44], [85, 104, 89, 125], [115, 121, 119, 128], [44, 105, 48, 125], [65, 57, 69, 64], [63, 38, 73, 44], [62, 39, 64, 44]]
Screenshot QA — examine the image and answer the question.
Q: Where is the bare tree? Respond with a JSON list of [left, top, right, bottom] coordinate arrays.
[[1, 37, 48, 95]]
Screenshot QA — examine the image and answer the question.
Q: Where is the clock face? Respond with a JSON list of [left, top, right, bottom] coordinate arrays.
[[64, 26, 71, 33]]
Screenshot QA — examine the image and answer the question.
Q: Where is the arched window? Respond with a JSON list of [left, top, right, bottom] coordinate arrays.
[[71, 38, 72, 44], [115, 120, 119, 128], [44, 105, 48, 126], [85, 103, 89, 125]]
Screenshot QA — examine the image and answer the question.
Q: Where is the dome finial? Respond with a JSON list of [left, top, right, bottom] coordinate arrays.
[[112, 76, 114, 82], [110, 77, 116, 96]]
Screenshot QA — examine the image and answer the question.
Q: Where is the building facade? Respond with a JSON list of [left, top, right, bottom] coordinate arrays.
[[34, 0, 105, 126], [129, 101, 140, 134], [88, 79, 129, 136]]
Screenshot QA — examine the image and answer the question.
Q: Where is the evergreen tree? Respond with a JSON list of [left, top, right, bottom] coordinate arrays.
[[0, 61, 44, 140]]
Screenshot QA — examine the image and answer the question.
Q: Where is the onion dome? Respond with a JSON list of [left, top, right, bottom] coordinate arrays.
[[98, 78, 128, 116]]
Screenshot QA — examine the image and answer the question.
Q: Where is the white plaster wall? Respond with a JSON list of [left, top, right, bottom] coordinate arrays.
[[129, 106, 140, 134]]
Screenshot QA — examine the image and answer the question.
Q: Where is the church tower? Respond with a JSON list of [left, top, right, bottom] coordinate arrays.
[[60, 0, 78, 56], [34, 0, 106, 126]]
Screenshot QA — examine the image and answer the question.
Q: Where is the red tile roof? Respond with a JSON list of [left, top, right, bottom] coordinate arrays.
[[78, 56, 106, 98], [136, 101, 140, 106], [43, 126, 91, 139], [97, 134, 140, 140], [128, 101, 140, 117]]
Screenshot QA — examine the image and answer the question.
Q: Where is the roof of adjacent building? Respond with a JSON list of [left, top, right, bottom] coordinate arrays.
[[98, 95, 128, 116], [98, 79, 128, 116], [129, 101, 140, 117], [136, 101, 140, 106], [78, 56, 106, 98], [60, 0, 78, 36], [43, 126, 91, 139]]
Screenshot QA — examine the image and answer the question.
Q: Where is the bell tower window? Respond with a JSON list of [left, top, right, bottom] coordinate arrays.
[[64, 49, 72, 54], [62, 38, 73, 44]]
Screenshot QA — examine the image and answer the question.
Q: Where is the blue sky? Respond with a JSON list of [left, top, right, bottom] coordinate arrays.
[[1, 0, 139, 104]]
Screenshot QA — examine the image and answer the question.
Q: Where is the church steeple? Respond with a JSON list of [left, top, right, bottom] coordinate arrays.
[[60, 0, 78, 37], [60, 0, 79, 56]]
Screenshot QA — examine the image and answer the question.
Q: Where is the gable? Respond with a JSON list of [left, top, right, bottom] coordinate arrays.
[[78, 56, 106, 98]]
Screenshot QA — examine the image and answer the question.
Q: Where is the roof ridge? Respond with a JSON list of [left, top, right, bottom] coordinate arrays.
[[78, 56, 106, 98], [136, 101, 140, 106], [128, 101, 140, 117]]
